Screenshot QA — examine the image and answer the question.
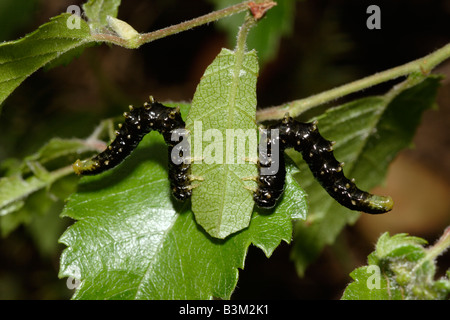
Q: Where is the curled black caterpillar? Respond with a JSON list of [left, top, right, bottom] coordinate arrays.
[[74, 99, 393, 214], [254, 114, 393, 214], [73, 97, 191, 201]]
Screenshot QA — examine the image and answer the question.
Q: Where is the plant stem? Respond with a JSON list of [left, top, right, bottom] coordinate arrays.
[[92, 1, 255, 49], [256, 42, 450, 122], [235, 16, 256, 55], [410, 226, 450, 275], [425, 226, 450, 262]]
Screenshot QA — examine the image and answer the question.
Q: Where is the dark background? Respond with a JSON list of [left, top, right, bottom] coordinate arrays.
[[0, 0, 449, 299]]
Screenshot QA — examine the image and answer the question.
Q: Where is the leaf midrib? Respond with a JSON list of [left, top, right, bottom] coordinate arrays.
[[215, 47, 249, 236]]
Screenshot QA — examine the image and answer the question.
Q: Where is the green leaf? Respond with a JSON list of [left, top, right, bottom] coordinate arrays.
[[83, 0, 121, 30], [23, 138, 92, 167], [0, 168, 78, 238], [371, 232, 428, 264], [275, 155, 308, 220], [290, 75, 442, 276], [185, 48, 259, 239], [59, 132, 298, 299], [0, 138, 91, 233], [0, 169, 68, 217], [342, 230, 450, 300], [341, 266, 398, 300], [0, 13, 94, 108]]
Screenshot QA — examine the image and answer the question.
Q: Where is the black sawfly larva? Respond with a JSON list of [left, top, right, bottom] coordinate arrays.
[[74, 100, 393, 214]]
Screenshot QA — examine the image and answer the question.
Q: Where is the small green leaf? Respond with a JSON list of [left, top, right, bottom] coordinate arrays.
[[341, 265, 399, 300], [83, 0, 122, 30], [0, 136, 98, 236], [0, 168, 72, 216], [185, 48, 259, 239], [0, 200, 24, 217], [59, 132, 297, 299], [0, 138, 90, 221], [342, 230, 450, 300], [23, 138, 92, 167], [290, 75, 442, 276], [0, 13, 94, 108], [0, 172, 77, 238], [371, 232, 428, 264], [0, 175, 52, 214]]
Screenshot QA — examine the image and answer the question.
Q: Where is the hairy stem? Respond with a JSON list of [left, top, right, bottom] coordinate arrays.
[[256, 42, 450, 122], [92, 1, 258, 49], [409, 226, 450, 276], [235, 16, 256, 56], [424, 226, 450, 263]]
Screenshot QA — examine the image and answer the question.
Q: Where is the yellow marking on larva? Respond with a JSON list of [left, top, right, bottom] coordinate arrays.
[[118, 123, 123, 129], [345, 183, 351, 189], [351, 200, 357, 206], [190, 156, 205, 162], [187, 183, 201, 190], [169, 109, 177, 119], [72, 159, 83, 175], [188, 175, 204, 182], [127, 134, 131, 139], [149, 95, 155, 103], [128, 105, 134, 111], [243, 185, 257, 193], [242, 157, 259, 164], [104, 160, 110, 166]]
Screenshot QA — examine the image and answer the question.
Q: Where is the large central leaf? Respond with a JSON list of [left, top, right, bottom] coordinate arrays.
[[185, 48, 259, 239], [59, 131, 304, 299]]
